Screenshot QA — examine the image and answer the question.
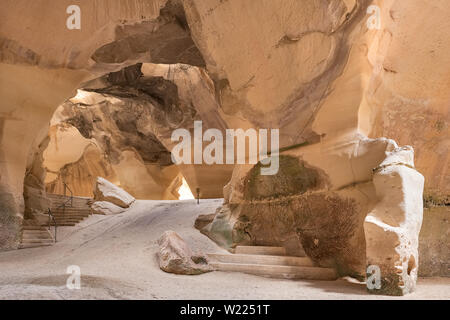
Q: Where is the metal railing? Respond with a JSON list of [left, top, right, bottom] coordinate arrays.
[[47, 182, 74, 242], [47, 208, 57, 242], [63, 181, 73, 207]]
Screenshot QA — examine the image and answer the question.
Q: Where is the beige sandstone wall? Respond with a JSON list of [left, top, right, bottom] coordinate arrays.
[[0, 0, 447, 297], [40, 61, 235, 200], [182, 0, 448, 294], [364, 0, 450, 201], [42, 95, 183, 200], [0, 0, 202, 250]]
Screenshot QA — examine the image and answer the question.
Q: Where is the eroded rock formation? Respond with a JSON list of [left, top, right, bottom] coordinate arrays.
[[201, 136, 425, 292], [42, 89, 183, 200], [91, 177, 136, 215], [364, 146, 424, 295], [0, 0, 448, 297], [0, 0, 204, 250], [41, 62, 234, 199], [180, 0, 448, 295]]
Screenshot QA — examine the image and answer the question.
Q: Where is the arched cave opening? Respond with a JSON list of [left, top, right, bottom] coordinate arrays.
[[21, 61, 236, 239]]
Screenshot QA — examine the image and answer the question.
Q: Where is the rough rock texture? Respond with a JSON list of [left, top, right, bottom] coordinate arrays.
[[0, 0, 448, 297], [0, 0, 204, 250], [194, 213, 216, 231], [91, 201, 127, 215], [42, 90, 183, 200], [364, 146, 424, 295], [94, 177, 135, 208], [419, 206, 450, 277], [157, 230, 212, 275], [201, 136, 424, 284], [83, 62, 234, 198], [40, 62, 233, 200], [366, 0, 450, 202], [182, 0, 449, 200], [180, 0, 447, 295]]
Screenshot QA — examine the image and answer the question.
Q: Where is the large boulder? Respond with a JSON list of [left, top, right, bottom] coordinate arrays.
[[157, 230, 212, 275], [93, 177, 135, 208], [91, 201, 126, 216]]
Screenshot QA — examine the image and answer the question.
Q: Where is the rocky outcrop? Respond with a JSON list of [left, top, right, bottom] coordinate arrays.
[[0, 0, 205, 250], [182, 0, 449, 201], [365, 0, 450, 202], [201, 135, 425, 294], [157, 230, 212, 275], [43, 97, 183, 200], [91, 201, 127, 216], [94, 177, 135, 208], [41, 62, 233, 200], [84, 62, 234, 199], [419, 206, 450, 277], [365, 146, 424, 295], [0, 0, 447, 298], [179, 0, 447, 295]]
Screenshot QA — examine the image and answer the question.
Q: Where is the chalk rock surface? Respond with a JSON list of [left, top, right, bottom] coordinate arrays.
[[91, 201, 127, 216], [157, 230, 211, 275], [94, 177, 135, 208], [43, 95, 183, 200], [365, 146, 424, 295], [0, 0, 447, 299]]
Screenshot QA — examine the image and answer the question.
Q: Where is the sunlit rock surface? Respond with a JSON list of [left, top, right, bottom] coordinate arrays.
[[0, 0, 448, 297], [0, 0, 202, 250], [42, 89, 182, 200], [91, 201, 127, 216], [40, 62, 234, 199], [365, 146, 424, 295], [181, 0, 447, 295]]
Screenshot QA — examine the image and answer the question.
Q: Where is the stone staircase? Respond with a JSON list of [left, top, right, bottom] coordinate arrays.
[[20, 224, 55, 249], [208, 246, 337, 281], [19, 193, 93, 249], [47, 193, 92, 227]]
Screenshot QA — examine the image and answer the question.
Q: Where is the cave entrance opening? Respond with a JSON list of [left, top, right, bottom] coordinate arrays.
[[36, 88, 194, 202]]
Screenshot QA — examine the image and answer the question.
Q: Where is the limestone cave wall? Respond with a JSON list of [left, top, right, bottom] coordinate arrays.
[[0, 0, 448, 296]]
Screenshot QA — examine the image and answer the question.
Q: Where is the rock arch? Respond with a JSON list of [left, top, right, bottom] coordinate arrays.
[[1, 0, 448, 296]]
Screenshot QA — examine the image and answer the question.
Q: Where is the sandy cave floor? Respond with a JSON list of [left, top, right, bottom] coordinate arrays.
[[0, 199, 448, 300]]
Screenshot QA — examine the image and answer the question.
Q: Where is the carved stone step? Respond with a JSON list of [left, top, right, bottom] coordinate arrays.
[[52, 207, 90, 211], [20, 239, 55, 244], [22, 226, 48, 230], [233, 246, 287, 256], [51, 215, 89, 218], [49, 222, 77, 226], [22, 233, 53, 239], [210, 262, 337, 280], [19, 243, 54, 249], [208, 253, 314, 267]]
